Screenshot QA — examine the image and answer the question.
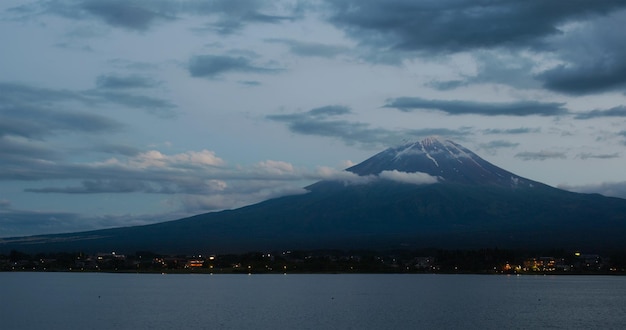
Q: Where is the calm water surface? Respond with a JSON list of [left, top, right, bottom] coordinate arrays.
[[2, 272, 625, 329]]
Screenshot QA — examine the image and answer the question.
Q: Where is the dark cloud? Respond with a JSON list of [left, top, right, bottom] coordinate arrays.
[[385, 97, 568, 116], [91, 91, 176, 118], [266, 38, 349, 58], [514, 150, 567, 161], [79, 0, 174, 31], [0, 137, 61, 166], [0, 105, 122, 139], [428, 80, 466, 91], [25, 179, 156, 194], [0, 142, 71, 180], [574, 106, 626, 120], [209, 14, 292, 35], [324, 1, 626, 55], [483, 128, 541, 135], [540, 62, 626, 95], [185, 0, 296, 34], [190, 0, 296, 34], [44, 108, 122, 132], [245, 12, 293, 24], [268, 107, 394, 146], [38, 0, 174, 31], [96, 74, 159, 89], [481, 140, 520, 150], [275, 116, 385, 146], [0, 82, 176, 119], [577, 152, 620, 160], [189, 55, 282, 78], [268, 106, 471, 147], [5, 3, 40, 16], [538, 11, 626, 95], [0, 81, 181, 188], [323, 0, 626, 95], [429, 52, 540, 91], [478, 140, 520, 155], [309, 105, 352, 117], [0, 118, 43, 139], [37, 0, 295, 33], [0, 82, 86, 104]]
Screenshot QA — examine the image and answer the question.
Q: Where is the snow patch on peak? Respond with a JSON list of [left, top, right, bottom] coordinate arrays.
[[426, 153, 439, 167], [392, 142, 423, 160], [418, 141, 439, 167], [440, 141, 487, 170], [442, 141, 471, 159]]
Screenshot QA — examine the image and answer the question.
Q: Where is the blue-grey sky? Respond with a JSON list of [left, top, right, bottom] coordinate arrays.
[[2, 0, 626, 237]]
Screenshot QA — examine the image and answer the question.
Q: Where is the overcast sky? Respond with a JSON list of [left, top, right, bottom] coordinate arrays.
[[2, 0, 626, 237]]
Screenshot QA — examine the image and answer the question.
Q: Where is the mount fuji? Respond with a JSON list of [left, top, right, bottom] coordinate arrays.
[[3, 137, 626, 254], [348, 137, 538, 187]]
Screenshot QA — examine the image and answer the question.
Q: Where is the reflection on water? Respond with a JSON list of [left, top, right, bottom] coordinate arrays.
[[2, 273, 626, 329]]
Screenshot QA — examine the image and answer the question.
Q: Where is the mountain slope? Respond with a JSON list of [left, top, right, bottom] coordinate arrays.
[[2, 137, 626, 254]]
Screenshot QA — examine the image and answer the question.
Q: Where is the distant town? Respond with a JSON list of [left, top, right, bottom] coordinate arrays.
[[2, 249, 625, 274]]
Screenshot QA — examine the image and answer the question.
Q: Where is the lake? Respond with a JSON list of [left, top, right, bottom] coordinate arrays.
[[1, 272, 625, 329]]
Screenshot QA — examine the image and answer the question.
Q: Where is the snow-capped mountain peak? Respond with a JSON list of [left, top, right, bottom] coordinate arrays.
[[348, 137, 538, 188]]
